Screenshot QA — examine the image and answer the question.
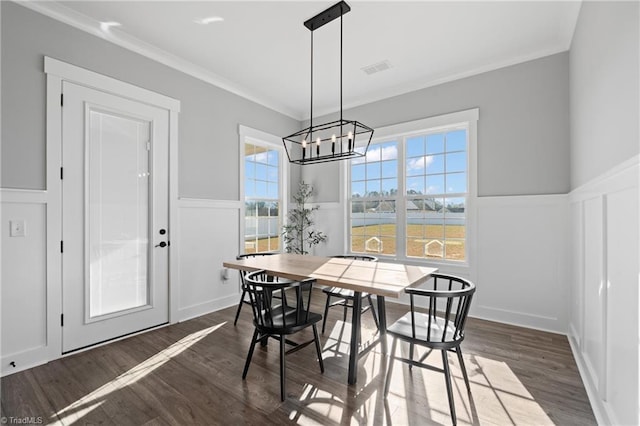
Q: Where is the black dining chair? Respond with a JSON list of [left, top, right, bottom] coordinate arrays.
[[233, 252, 282, 326], [383, 273, 476, 426], [321, 255, 379, 334], [242, 269, 325, 401]]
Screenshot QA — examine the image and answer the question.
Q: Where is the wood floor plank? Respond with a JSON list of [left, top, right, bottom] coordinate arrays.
[[1, 289, 596, 425]]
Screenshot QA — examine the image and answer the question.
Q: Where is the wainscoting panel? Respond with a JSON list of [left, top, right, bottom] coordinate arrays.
[[176, 199, 242, 322], [568, 155, 639, 426], [1, 190, 50, 376], [475, 195, 568, 333]]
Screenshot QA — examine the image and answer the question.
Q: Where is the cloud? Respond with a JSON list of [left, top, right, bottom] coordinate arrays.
[[353, 144, 398, 164], [407, 155, 434, 171]]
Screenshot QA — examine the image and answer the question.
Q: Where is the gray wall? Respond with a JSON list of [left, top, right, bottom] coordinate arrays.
[[569, 1, 639, 190], [0, 2, 300, 199], [304, 52, 570, 202]]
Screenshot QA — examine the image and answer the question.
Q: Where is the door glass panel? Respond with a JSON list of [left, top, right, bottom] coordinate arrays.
[[88, 110, 150, 318]]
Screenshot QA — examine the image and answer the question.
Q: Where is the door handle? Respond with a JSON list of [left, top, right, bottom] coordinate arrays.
[[155, 241, 168, 248]]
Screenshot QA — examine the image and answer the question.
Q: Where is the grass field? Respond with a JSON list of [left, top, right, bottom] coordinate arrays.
[[245, 223, 465, 260]]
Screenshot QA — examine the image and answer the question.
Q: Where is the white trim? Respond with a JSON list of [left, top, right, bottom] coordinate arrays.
[[0, 188, 48, 204], [568, 335, 611, 425], [372, 109, 479, 140], [177, 295, 239, 323], [344, 108, 479, 269], [238, 125, 289, 254], [22, 2, 298, 119], [44, 58, 181, 361], [45, 57, 180, 112], [178, 198, 242, 210], [569, 154, 640, 201]]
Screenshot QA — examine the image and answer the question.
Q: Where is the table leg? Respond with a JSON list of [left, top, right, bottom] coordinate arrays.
[[377, 295, 387, 355], [347, 291, 362, 385]]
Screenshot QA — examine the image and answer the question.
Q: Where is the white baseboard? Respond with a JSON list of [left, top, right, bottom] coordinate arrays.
[[177, 294, 239, 323], [1, 346, 49, 377]]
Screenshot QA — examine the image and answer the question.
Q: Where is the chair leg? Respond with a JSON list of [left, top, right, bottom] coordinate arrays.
[[233, 289, 247, 326], [409, 342, 414, 371], [441, 350, 457, 425], [367, 294, 379, 329], [384, 337, 398, 397], [242, 328, 259, 379], [456, 347, 472, 394], [342, 301, 348, 323], [312, 324, 324, 373], [322, 294, 331, 334], [279, 334, 286, 401]]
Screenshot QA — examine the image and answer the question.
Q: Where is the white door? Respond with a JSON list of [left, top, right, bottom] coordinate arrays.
[[62, 81, 169, 353]]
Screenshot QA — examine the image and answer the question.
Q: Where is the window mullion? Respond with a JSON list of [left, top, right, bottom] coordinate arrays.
[[396, 137, 406, 260]]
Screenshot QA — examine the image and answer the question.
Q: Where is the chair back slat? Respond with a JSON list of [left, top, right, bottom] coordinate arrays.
[[244, 270, 317, 332], [406, 273, 475, 346], [331, 254, 379, 262]]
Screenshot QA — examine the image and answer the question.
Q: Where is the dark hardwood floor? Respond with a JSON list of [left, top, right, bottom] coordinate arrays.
[[1, 289, 596, 425]]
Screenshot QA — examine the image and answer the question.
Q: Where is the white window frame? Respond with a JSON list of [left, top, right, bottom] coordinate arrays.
[[344, 108, 478, 271], [239, 125, 288, 254]]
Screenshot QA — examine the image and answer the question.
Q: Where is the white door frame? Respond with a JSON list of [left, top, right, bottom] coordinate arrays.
[[44, 57, 180, 359]]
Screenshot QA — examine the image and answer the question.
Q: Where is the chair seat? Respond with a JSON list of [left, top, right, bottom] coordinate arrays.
[[387, 312, 461, 345], [255, 308, 323, 335], [322, 286, 370, 299]]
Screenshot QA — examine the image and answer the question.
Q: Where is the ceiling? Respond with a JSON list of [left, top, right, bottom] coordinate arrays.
[[29, 1, 582, 120]]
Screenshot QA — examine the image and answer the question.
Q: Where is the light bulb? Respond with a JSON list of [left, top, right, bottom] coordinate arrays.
[[331, 134, 336, 142], [302, 139, 307, 148], [316, 137, 321, 145], [348, 131, 353, 140]]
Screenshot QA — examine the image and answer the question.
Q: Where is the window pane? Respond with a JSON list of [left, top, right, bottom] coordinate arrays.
[[255, 180, 267, 197], [352, 181, 366, 198], [446, 151, 466, 173], [366, 162, 381, 179], [381, 178, 397, 196], [267, 150, 279, 166], [244, 141, 283, 254], [426, 134, 444, 154], [255, 163, 267, 180], [446, 130, 466, 152], [267, 182, 278, 199], [427, 154, 445, 174], [352, 200, 365, 214], [406, 136, 425, 157], [245, 177, 255, 198], [366, 179, 381, 196], [407, 176, 424, 194], [426, 174, 444, 194], [245, 159, 255, 179], [267, 165, 278, 183], [446, 172, 467, 193], [381, 160, 397, 178], [406, 156, 426, 176], [445, 240, 465, 261], [352, 163, 366, 181]]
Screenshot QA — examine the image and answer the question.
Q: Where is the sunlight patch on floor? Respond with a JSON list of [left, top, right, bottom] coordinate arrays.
[[52, 322, 226, 425], [385, 350, 554, 425]]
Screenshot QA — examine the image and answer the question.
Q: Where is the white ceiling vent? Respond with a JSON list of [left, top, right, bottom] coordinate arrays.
[[361, 60, 393, 76]]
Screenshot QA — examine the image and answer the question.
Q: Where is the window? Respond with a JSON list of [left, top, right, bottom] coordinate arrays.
[[348, 109, 477, 265], [240, 126, 287, 254]]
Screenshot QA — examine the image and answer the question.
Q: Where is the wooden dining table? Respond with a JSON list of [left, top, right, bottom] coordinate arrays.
[[223, 253, 438, 385]]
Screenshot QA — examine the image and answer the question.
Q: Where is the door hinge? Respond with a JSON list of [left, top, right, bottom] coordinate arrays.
[[60, 93, 64, 107], [146, 141, 151, 151], [60, 314, 64, 327], [60, 241, 64, 253], [60, 167, 63, 180]]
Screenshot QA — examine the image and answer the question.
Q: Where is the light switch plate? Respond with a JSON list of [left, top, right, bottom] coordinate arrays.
[[10, 220, 26, 237]]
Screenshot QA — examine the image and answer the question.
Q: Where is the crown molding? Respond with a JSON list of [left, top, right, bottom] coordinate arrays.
[[15, 0, 302, 120]]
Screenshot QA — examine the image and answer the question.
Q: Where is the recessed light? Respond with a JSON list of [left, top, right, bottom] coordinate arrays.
[[194, 16, 224, 25], [100, 21, 122, 31]]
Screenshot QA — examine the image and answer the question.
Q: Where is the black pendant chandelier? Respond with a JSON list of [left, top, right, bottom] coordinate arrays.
[[283, 1, 374, 165]]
